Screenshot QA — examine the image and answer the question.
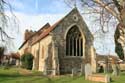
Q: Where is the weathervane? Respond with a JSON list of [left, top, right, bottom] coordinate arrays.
[[74, 0, 76, 8]]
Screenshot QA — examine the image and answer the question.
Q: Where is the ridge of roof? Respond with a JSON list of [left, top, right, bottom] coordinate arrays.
[[31, 8, 79, 45], [19, 8, 80, 48], [19, 23, 50, 49], [31, 19, 62, 45]]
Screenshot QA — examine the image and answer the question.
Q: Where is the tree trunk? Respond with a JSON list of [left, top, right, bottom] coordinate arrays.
[[114, 23, 125, 60], [114, 7, 125, 60]]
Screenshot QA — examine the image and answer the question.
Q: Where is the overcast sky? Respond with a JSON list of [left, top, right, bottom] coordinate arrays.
[[5, 0, 117, 55]]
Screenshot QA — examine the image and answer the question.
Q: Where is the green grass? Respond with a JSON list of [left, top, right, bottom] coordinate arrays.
[[0, 67, 125, 83], [111, 72, 125, 83]]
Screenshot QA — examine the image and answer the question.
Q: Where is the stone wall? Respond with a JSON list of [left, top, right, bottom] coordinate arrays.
[[19, 8, 95, 75], [18, 42, 29, 56], [31, 35, 53, 72], [59, 57, 84, 74], [31, 42, 39, 70], [24, 29, 35, 41], [51, 8, 94, 74], [91, 46, 97, 73]]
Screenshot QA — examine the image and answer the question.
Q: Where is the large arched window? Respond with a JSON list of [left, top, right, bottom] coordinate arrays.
[[66, 25, 83, 56]]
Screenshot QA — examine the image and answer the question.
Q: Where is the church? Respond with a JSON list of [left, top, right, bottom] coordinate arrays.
[[18, 8, 96, 75]]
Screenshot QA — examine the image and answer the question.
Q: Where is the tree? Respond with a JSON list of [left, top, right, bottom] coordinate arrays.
[[0, 0, 18, 52], [21, 53, 34, 70], [65, 0, 125, 60]]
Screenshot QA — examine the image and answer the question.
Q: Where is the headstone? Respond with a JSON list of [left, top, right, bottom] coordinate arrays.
[[71, 68, 77, 77], [85, 63, 92, 79], [105, 74, 110, 83], [80, 64, 84, 75], [112, 64, 119, 76]]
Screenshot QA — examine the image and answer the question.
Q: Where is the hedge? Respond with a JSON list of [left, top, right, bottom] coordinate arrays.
[[21, 53, 33, 70]]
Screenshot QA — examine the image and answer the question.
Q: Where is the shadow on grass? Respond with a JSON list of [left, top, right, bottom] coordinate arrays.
[[120, 71, 125, 75], [52, 76, 83, 83], [0, 74, 23, 82], [0, 73, 21, 76], [0, 73, 54, 83]]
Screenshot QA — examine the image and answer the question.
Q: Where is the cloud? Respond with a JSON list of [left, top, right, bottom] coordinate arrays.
[[5, 9, 116, 55], [10, 11, 65, 51], [5, 0, 70, 14], [9, 0, 25, 11]]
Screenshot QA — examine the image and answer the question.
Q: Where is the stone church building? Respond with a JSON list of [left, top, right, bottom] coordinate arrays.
[[18, 8, 96, 75]]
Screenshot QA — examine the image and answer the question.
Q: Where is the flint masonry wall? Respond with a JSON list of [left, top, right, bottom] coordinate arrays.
[[51, 8, 93, 74]]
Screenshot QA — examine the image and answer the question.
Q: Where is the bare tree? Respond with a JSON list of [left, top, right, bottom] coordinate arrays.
[[65, 0, 125, 60], [0, 0, 18, 53]]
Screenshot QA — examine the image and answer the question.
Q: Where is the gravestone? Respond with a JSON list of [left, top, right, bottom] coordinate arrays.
[[111, 58, 120, 76], [71, 68, 77, 77], [80, 64, 84, 75], [85, 63, 92, 79], [105, 74, 110, 83], [112, 64, 119, 76]]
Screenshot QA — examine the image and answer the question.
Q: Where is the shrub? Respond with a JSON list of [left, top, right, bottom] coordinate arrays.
[[20, 53, 33, 70]]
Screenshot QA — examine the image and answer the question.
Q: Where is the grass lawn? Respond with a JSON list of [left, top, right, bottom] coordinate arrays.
[[0, 67, 125, 83]]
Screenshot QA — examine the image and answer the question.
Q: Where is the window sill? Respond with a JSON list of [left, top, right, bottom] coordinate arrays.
[[63, 56, 84, 58]]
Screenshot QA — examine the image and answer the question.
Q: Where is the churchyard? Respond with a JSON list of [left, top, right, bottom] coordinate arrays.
[[0, 0, 125, 83], [0, 67, 125, 83]]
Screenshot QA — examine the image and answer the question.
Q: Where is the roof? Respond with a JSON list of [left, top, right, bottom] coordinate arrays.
[[18, 40, 28, 50], [31, 19, 62, 45], [10, 53, 20, 59], [31, 8, 80, 45], [19, 7, 93, 48], [19, 23, 50, 49]]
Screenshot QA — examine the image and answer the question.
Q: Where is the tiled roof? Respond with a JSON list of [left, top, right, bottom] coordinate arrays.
[[19, 23, 50, 49], [19, 8, 91, 48], [31, 8, 78, 45], [10, 53, 20, 59], [31, 19, 62, 45]]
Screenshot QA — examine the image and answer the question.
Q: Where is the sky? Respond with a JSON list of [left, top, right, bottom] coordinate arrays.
[[4, 0, 117, 55], [7, 0, 70, 14]]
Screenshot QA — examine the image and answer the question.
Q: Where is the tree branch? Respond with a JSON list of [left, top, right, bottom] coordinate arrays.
[[112, 0, 122, 12], [0, 27, 14, 41], [93, 0, 121, 21]]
